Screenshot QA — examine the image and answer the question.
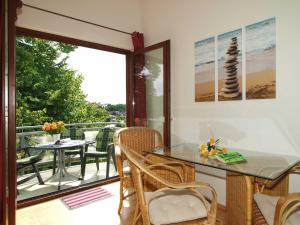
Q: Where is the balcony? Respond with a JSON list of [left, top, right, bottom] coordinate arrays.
[[16, 122, 123, 201]]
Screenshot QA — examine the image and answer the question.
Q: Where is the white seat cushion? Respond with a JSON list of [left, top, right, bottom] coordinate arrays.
[[254, 193, 300, 225], [144, 189, 208, 225]]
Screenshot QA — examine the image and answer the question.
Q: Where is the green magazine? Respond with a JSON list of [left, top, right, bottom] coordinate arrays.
[[216, 151, 247, 164]]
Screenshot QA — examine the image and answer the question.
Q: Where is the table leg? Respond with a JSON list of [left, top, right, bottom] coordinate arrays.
[[58, 150, 63, 190], [226, 173, 252, 225]]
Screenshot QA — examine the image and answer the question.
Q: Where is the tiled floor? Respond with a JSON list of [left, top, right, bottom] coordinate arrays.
[[17, 182, 225, 225]]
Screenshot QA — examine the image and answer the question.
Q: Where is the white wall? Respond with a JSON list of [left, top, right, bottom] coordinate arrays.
[[141, 0, 300, 205], [17, 0, 143, 50]]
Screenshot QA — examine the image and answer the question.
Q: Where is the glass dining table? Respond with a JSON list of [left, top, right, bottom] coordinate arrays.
[[146, 143, 300, 181], [145, 143, 300, 225]]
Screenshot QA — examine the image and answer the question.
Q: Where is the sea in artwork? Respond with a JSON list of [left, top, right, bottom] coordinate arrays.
[[195, 37, 215, 102], [218, 29, 242, 101], [246, 17, 276, 99]]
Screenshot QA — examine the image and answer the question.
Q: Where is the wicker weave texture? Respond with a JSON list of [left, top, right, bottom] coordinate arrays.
[[113, 127, 164, 214], [122, 145, 217, 225], [144, 154, 195, 192], [226, 172, 290, 225]]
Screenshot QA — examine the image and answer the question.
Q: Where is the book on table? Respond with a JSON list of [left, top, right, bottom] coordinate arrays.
[[216, 151, 247, 164]]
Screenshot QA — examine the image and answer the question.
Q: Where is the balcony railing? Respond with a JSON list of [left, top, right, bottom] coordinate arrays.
[[16, 122, 124, 200]]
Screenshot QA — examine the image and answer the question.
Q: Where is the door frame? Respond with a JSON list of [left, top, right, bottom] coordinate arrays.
[[132, 40, 171, 147], [6, 27, 132, 212]]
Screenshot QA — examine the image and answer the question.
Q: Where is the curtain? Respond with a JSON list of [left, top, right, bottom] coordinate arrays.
[[131, 32, 147, 126]]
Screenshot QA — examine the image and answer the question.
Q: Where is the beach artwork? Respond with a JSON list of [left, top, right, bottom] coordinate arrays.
[[195, 37, 215, 102], [218, 29, 242, 101], [246, 17, 276, 99]]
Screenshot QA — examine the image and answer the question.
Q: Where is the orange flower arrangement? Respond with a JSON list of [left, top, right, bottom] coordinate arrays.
[[42, 121, 65, 135]]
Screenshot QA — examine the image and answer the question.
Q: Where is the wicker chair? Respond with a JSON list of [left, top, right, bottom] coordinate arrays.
[[113, 127, 163, 214], [253, 164, 300, 225], [120, 144, 218, 225]]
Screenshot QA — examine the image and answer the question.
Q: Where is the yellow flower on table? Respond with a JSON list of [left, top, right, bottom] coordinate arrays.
[[210, 137, 216, 145]]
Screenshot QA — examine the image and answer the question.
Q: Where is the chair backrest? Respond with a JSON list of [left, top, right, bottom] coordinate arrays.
[[113, 127, 163, 155], [83, 131, 99, 142], [120, 144, 172, 187], [121, 144, 198, 225], [120, 144, 160, 225]]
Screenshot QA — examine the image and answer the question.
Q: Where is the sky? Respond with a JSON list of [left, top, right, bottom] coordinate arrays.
[[66, 46, 126, 104]]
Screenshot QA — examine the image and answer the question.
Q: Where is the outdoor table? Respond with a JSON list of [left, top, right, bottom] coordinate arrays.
[[145, 143, 300, 225], [34, 140, 89, 190]]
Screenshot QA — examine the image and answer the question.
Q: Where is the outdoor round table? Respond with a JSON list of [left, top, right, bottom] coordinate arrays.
[[34, 140, 87, 190]]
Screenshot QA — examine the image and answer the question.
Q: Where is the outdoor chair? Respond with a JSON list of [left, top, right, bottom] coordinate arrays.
[[120, 144, 218, 225], [16, 136, 45, 189], [113, 126, 163, 214], [82, 127, 117, 179], [253, 164, 300, 225]]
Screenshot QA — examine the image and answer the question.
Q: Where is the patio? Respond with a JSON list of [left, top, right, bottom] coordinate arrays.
[[17, 160, 118, 201], [16, 122, 122, 201]]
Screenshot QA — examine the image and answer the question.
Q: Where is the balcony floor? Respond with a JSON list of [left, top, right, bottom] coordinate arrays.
[[17, 161, 118, 201]]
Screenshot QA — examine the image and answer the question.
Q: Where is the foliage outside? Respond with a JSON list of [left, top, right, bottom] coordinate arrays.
[[16, 36, 125, 126]]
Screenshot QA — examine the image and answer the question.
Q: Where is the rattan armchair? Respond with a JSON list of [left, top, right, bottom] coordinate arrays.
[[120, 144, 218, 225], [113, 127, 163, 214], [253, 164, 300, 225]]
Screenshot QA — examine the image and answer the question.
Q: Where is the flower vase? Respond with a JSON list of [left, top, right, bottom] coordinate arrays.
[[52, 133, 61, 143]]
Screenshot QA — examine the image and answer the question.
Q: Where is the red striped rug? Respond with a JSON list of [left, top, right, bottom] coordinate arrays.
[[62, 187, 112, 209]]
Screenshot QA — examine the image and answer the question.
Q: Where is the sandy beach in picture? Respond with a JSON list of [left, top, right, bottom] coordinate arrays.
[[195, 80, 215, 102], [195, 37, 215, 102], [246, 17, 276, 99]]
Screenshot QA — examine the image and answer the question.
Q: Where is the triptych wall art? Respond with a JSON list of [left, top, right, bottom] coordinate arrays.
[[195, 17, 276, 102]]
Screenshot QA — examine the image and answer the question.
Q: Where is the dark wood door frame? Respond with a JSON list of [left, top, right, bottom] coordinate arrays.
[[5, 27, 132, 212], [132, 40, 171, 148], [7, 0, 18, 225], [0, 0, 7, 224]]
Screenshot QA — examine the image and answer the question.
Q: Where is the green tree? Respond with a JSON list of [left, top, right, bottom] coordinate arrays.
[[16, 36, 109, 126], [105, 104, 126, 113]]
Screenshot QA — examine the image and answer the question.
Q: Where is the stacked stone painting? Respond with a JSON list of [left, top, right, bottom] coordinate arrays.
[[218, 29, 242, 101], [194, 17, 276, 102]]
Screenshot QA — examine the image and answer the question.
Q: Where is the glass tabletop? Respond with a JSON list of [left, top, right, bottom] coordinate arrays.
[[34, 140, 86, 150], [147, 143, 300, 180]]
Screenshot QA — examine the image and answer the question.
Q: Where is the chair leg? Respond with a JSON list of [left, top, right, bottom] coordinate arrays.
[[106, 154, 110, 179], [118, 179, 124, 214], [67, 155, 71, 167], [133, 202, 141, 225], [82, 156, 87, 178], [52, 150, 57, 175], [111, 146, 117, 171], [79, 147, 84, 178], [95, 157, 99, 171], [31, 163, 44, 185]]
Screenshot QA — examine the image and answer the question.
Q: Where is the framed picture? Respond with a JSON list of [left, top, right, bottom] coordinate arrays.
[[246, 17, 276, 99], [218, 28, 242, 101], [195, 37, 215, 102]]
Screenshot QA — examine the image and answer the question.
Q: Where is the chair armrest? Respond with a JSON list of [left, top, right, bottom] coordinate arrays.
[[274, 193, 300, 225]]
